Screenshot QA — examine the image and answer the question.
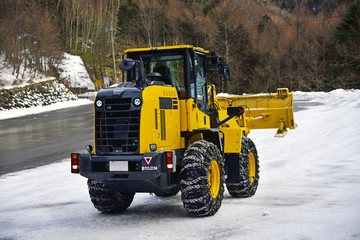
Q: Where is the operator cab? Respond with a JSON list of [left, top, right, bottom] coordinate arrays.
[[120, 45, 230, 114]]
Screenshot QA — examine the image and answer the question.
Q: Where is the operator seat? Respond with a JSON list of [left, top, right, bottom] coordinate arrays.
[[153, 64, 173, 86]]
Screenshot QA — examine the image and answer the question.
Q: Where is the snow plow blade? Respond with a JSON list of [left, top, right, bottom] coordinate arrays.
[[217, 88, 296, 137]]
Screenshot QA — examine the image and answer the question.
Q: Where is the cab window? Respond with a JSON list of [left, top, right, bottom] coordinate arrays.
[[129, 52, 186, 98]]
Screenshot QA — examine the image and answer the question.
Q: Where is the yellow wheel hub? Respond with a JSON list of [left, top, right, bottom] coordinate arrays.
[[248, 152, 256, 183], [208, 160, 220, 198]]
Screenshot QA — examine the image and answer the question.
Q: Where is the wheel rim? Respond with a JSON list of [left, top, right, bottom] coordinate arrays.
[[208, 160, 220, 198], [248, 152, 256, 183]]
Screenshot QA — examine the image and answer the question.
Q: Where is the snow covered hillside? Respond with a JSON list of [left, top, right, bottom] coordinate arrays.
[[0, 52, 94, 117], [57, 53, 94, 90], [0, 54, 54, 90], [0, 52, 94, 90], [0, 90, 360, 240]]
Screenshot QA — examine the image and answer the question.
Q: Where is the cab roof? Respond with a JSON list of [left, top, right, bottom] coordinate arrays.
[[124, 45, 210, 54]]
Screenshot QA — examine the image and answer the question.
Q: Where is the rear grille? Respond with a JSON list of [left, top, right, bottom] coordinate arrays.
[[95, 98, 140, 154]]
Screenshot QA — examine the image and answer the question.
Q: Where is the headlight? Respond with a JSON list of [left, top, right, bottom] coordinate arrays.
[[96, 99, 103, 108], [133, 98, 142, 106]]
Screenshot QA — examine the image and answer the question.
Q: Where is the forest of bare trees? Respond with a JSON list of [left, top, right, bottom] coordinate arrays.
[[0, 0, 63, 81], [0, 0, 359, 93]]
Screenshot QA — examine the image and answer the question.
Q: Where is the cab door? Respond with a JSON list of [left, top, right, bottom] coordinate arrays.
[[191, 53, 208, 112], [185, 52, 210, 130]]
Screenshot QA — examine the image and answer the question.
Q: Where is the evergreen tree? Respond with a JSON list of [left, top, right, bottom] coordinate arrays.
[[330, 0, 360, 89]]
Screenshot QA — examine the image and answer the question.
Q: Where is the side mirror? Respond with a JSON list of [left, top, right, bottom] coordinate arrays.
[[219, 64, 230, 81], [119, 58, 148, 87], [119, 58, 136, 71]]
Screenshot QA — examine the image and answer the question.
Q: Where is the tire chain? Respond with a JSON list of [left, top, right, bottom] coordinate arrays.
[[88, 179, 134, 213], [180, 140, 224, 216], [226, 137, 260, 198]]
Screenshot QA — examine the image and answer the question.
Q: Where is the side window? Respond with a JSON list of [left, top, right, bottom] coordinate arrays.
[[195, 54, 206, 102]]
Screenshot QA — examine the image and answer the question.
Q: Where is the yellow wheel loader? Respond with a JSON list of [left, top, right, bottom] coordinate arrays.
[[71, 45, 296, 216]]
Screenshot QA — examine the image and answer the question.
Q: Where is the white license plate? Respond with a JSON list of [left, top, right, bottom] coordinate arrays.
[[109, 161, 128, 171]]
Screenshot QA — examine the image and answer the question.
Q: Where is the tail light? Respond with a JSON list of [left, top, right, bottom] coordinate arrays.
[[166, 152, 176, 173], [71, 153, 79, 173]]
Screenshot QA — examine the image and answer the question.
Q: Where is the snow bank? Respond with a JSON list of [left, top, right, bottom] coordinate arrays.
[[293, 88, 360, 103], [0, 98, 92, 120]]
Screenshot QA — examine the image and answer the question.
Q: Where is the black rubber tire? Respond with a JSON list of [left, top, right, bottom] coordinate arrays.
[[87, 179, 135, 213], [180, 140, 225, 217], [226, 137, 260, 198], [155, 185, 180, 197]]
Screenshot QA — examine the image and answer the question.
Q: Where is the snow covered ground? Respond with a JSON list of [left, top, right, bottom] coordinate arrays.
[[1, 89, 360, 240]]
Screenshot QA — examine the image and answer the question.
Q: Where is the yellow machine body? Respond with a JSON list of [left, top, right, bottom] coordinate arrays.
[[139, 84, 214, 154], [94, 45, 296, 159], [138, 85, 295, 155], [139, 85, 182, 153], [73, 45, 297, 216], [217, 88, 295, 132]]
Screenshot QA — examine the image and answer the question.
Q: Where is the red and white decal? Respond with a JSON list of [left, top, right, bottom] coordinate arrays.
[[144, 157, 153, 165]]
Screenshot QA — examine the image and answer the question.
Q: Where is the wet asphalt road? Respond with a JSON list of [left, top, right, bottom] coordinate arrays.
[[0, 104, 93, 175], [0, 99, 313, 176]]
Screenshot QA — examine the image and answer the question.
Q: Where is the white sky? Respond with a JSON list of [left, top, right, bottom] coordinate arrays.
[[1, 89, 359, 239]]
